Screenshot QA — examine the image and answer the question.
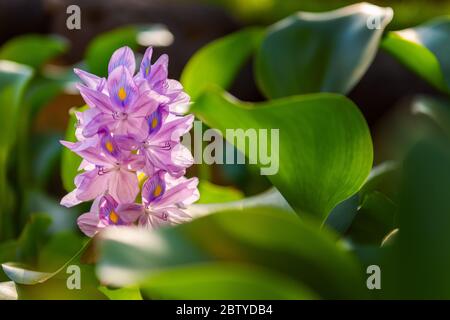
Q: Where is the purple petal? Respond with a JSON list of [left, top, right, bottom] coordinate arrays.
[[77, 211, 107, 237], [148, 54, 168, 89], [142, 171, 166, 206], [156, 175, 199, 208], [108, 169, 139, 204], [78, 84, 115, 113], [76, 169, 110, 202], [116, 203, 143, 224], [60, 189, 82, 208], [108, 46, 136, 75], [140, 47, 153, 80], [107, 66, 138, 110], [74, 68, 104, 91], [82, 112, 114, 137]]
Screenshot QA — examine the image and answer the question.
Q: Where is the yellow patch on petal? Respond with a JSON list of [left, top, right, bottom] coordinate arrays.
[[145, 67, 150, 76], [118, 87, 127, 101], [154, 184, 162, 197], [109, 210, 119, 224], [105, 141, 114, 153], [151, 117, 158, 129]]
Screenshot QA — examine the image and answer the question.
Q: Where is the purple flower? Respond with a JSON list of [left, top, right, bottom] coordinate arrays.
[[60, 131, 144, 206], [119, 171, 199, 230], [135, 47, 190, 115], [61, 46, 199, 236], [77, 195, 141, 237]]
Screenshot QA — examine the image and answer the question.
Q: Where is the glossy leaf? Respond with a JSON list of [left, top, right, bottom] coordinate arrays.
[[383, 139, 450, 298], [191, 88, 373, 220], [181, 27, 262, 99], [140, 263, 315, 300], [255, 3, 393, 98], [381, 17, 450, 93], [0, 35, 68, 70], [97, 207, 367, 299]]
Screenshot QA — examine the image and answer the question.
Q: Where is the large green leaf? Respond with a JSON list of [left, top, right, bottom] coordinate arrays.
[[0, 61, 33, 240], [0, 35, 68, 70], [140, 263, 315, 300], [191, 88, 373, 220], [2, 237, 105, 299], [255, 3, 393, 98], [381, 17, 450, 93], [181, 27, 262, 99], [97, 207, 367, 299], [383, 139, 450, 298], [85, 26, 141, 76]]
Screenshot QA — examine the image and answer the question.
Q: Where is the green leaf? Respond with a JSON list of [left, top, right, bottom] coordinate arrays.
[[255, 3, 393, 98], [0, 34, 68, 70], [2, 239, 105, 299], [348, 191, 396, 245], [381, 17, 450, 93], [61, 105, 87, 192], [191, 88, 373, 220], [97, 207, 367, 299], [99, 286, 143, 300], [0, 61, 33, 240], [140, 263, 316, 300], [196, 180, 244, 204], [16, 214, 52, 265], [383, 139, 450, 298], [85, 26, 141, 76], [181, 27, 263, 99]]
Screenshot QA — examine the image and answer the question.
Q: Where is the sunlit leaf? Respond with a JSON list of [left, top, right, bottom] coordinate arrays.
[[255, 3, 393, 98], [381, 17, 450, 93], [191, 88, 373, 220]]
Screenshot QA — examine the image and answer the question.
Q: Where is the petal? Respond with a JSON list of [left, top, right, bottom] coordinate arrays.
[[107, 66, 138, 110], [60, 189, 82, 208], [116, 203, 143, 224], [139, 47, 153, 80], [142, 171, 166, 206], [78, 83, 115, 113], [108, 46, 136, 75], [156, 176, 199, 208], [77, 211, 105, 237], [108, 169, 139, 204], [149, 54, 168, 89], [77, 169, 110, 202], [82, 112, 114, 137], [74, 68, 104, 90], [128, 91, 159, 116]]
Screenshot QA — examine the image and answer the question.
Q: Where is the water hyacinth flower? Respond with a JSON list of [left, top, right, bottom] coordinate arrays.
[[61, 46, 199, 237]]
